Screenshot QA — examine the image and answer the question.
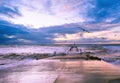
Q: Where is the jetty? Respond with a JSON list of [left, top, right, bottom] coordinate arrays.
[[52, 43, 101, 60]]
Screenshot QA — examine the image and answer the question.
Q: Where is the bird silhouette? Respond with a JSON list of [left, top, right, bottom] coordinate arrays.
[[77, 27, 90, 33]]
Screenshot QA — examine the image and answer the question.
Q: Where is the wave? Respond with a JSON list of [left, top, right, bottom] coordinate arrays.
[[0, 58, 34, 70]]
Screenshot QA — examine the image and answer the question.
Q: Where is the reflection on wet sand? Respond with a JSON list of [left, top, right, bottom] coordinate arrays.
[[0, 58, 120, 83]]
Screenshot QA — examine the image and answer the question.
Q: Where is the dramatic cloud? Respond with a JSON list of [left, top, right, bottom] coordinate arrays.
[[0, 0, 120, 44], [0, 0, 94, 28]]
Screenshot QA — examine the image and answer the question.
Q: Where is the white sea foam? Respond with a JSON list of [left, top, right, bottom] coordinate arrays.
[[0, 58, 34, 70], [103, 46, 120, 54], [0, 45, 120, 67], [0, 45, 88, 55], [0, 45, 67, 54]]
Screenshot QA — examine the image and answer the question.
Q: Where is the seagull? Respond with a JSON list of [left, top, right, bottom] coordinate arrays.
[[101, 37, 106, 39], [77, 27, 90, 33]]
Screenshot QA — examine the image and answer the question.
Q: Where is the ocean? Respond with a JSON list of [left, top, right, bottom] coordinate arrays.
[[0, 44, 119, 54], [0, 44, 120, 68]]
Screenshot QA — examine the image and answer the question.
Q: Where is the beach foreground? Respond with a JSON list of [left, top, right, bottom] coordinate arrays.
[[0, 55, 120, 83]]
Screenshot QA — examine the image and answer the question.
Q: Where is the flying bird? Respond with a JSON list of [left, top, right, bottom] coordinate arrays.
[[101, 37, 106, 39], [77, 27, 90, 33]]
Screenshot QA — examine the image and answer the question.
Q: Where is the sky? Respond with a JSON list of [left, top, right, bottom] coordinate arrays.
[[0, 0, 120, 44]]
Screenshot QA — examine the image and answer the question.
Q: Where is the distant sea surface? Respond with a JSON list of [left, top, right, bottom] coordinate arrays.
[[0, 44, 120, 54]]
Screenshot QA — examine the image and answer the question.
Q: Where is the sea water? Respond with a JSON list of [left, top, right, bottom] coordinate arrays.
[[0, 44, 120, 67]]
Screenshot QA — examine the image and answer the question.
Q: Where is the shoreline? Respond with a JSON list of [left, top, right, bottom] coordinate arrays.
[[0, 52, 101, 69], [0, 56, 120, 83]]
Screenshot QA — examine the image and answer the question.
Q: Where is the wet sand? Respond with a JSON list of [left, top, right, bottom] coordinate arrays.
[[0, 56, 120, 83]]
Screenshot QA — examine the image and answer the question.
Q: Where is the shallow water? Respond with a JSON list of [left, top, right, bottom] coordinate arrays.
[[0, 59, 120, 83]]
